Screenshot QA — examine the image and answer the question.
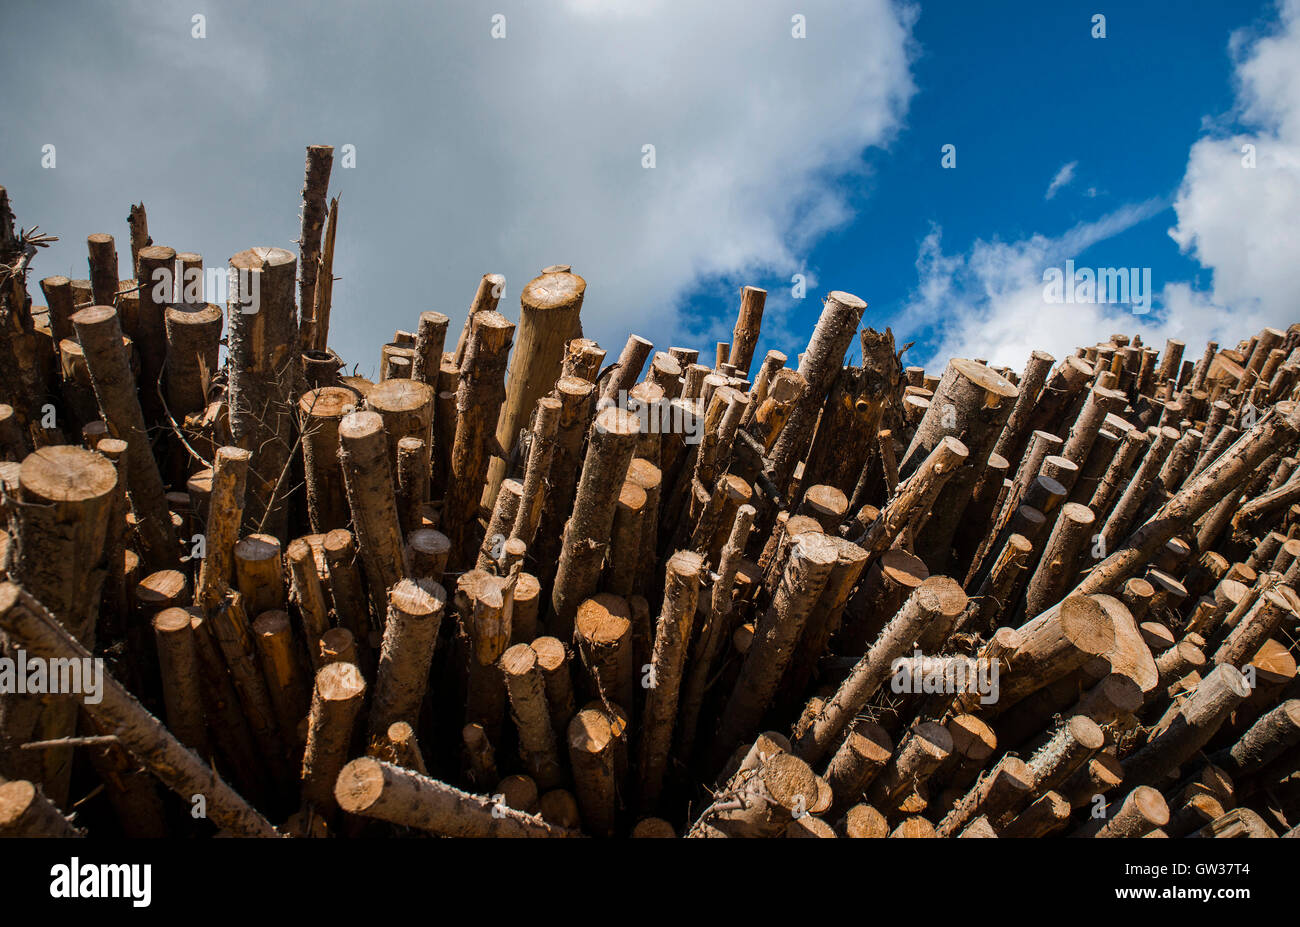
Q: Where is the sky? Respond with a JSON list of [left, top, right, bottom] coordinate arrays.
[[2, 0, 1297, 378]]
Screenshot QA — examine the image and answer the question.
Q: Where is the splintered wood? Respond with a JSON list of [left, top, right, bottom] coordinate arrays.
[[3, 155, 1300, 840]]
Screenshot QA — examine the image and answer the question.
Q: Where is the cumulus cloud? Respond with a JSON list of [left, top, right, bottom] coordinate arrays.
[[0, 0, 917, 376], [904, 0, 1300, 373], [1168, 0, 1300, 327], [1045, 161, 1078, 200]]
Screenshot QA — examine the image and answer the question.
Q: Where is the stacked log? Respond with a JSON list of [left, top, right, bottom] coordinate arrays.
[[1, 153, 1299, 840]]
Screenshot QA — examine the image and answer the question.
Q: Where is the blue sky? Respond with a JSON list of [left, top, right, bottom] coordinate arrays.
[[689, 0, 1293, 368], [3, 0, 1297, 376]]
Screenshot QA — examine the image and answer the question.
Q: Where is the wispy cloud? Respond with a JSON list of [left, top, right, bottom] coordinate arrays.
[[899, 200, 1177, 369], [1045, 161, 1078, 200]]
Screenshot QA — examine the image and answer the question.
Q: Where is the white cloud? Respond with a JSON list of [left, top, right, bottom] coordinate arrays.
[[903, 202, 1174, 369], [1168, 0, 1300, 327], [3, 0, 917, 376], [904, 1, 1300, 374], [1045, 161, 1078, 200]]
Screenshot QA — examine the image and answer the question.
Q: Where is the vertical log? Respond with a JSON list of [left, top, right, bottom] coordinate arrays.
[[727, 285, 766, 376], [152, 607, 210, 756], [338, 410, 407, 617], [502, 643, 564, 790], [768, 291, 867, 494], [226, 246, 298, 540], [445, 310, 514, 571], [550, 406, 640, 639], [300, 660, 365, 814], [71, 305, 179, 570], [369, 579, 445, 741], [638, 549, 704, 807], [485, 270, 585, 508], [296, 145, 334, 351]]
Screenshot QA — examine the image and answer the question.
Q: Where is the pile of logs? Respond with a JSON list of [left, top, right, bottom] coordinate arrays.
[[2, 148, 1300, 839]]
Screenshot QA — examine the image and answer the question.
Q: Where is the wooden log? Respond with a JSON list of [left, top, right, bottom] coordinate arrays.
[[676, 504, 756, 760], [768, 291, 867, 495], [134, 244, 176, 425], [286, 537, 331, 668], [824, 721, 893, 820], [1001, 790, 1072, 837], [1214, 586, 1299, 668], [71, 305, 179, 570], [300, 660, 365, 814], [567, 705, 620, 837], [163, 302, 222, 420], [1084, 403, 1300, 596], [855, 436, 970, 556], [1062, 752, 1124, 809], [0, 778, 84, 837], [550, 406, 640, 638], [0, 583, 277, 835], [507, 396, 562, 549], [994, 350, 1055, 464], [318, 627, 356, 665], [453, 273, 506, 367], [688, 752, 821, 838], [295, 145, 334, 351], [937, 754, 1035, 836], [502, 643, 565, 790], [445, 310, 514, 571], [1122, 663, 1251, 788], [1023, 502, 1096, 617], [250, 609, 311, 749], [600, 334, 654, 403], [781, 535, 870, 710], [603, 481, 647, 596], [868, 721, 952, 812], [638, 549, 704, 807], [1025, 715, 1104, 794], [485, 270, 584, 509], [727, 285, 765, 376], [320, 528, 373, 662], [1211, 699, 1300, 777], [898, 359, 1019, 571], [987, 595, 1116, 717], [960, 533, 1032, 634], [839, 548, 928, 654], [338, 410, 407, 617], [561, 338, 607, 381], [151, 607, 210, 756], [1075, 785, 1169, 838], [411, 311, 451, 384], [534, 635, 576, 737], [794, 577, 961, 764], [233, 532, 285, 619], [714, 535, 839, 761], [193, 448, 252, 611], [335, 757, 572, 837], [574, 593, 635, 710], [365, 378, 435, 492], [1, 444, 118, 789], [369, 579, 445, 741], [38, 275, 77, 348], [458, 570, 511, 737], [373, 721, 427, 775], [225, 246, 298, 540]]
